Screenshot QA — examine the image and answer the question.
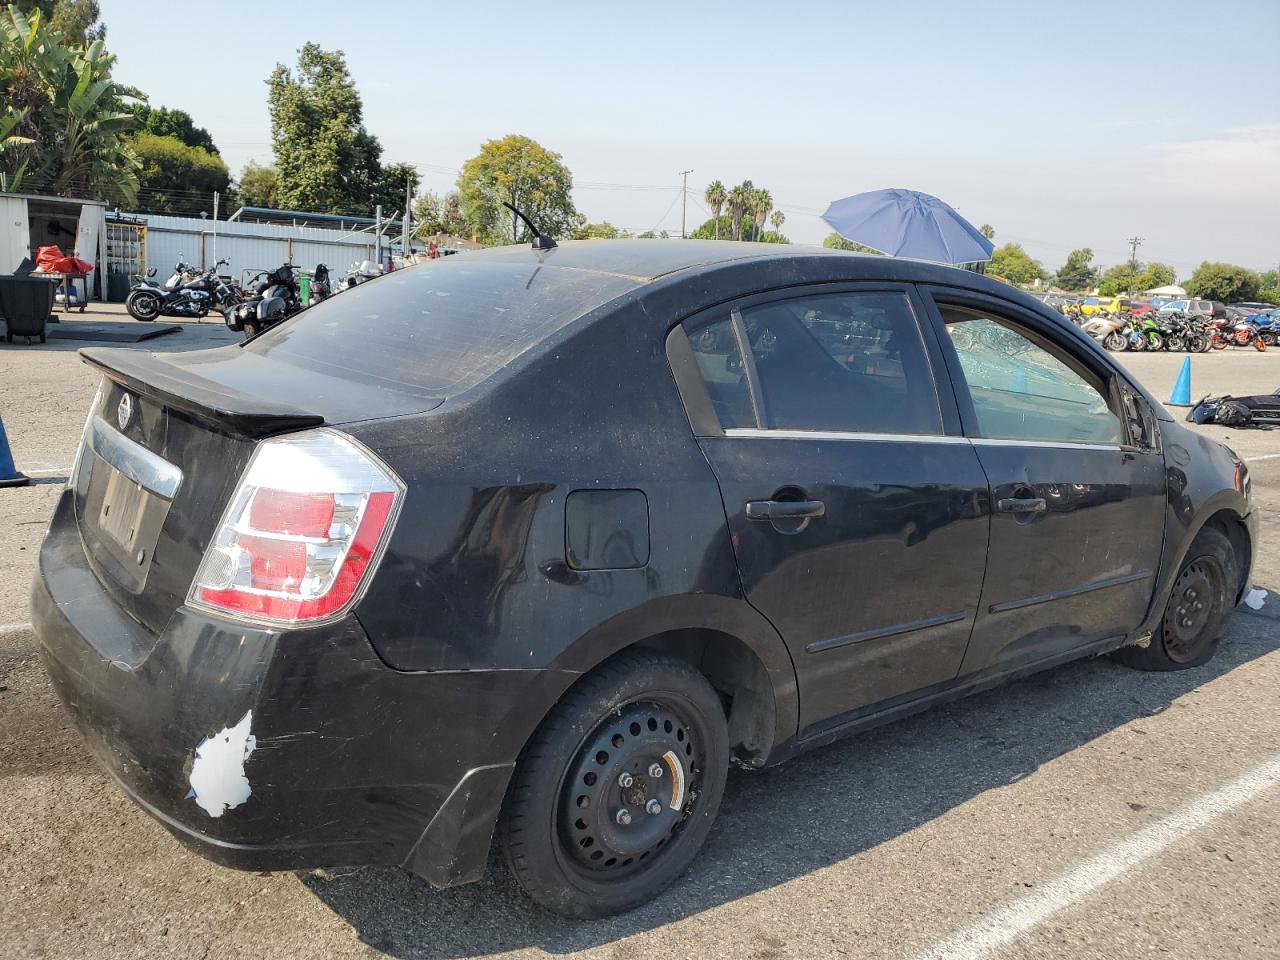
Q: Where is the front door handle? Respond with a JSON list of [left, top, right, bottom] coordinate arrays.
[[746, 499, 826, 521], [996, 496, 1047, 514]]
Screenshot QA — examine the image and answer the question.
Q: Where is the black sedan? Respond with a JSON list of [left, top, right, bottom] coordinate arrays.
[[34, 240, 1256, 917]]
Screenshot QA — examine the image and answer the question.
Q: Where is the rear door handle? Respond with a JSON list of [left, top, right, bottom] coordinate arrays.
[[996, 497, 1046, 514], [745, 499, 826, 520]]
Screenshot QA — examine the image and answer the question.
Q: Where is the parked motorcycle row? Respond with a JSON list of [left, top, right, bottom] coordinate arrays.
[[1078, 308, 1272, 354], [127, 256, 388, 339]]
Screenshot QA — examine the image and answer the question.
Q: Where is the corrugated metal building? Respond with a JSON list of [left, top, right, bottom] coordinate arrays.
[[137, 213, 382, 287]]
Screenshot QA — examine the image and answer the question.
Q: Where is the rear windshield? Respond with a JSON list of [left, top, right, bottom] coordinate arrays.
[[249, 258, 638, 397]]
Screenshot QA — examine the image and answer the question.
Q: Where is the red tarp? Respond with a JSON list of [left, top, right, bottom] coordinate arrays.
[[34, 245, 94, 275]]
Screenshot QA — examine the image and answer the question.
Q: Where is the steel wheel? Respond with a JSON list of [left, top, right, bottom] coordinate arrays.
[[1161, 559, 1225, 664], [559, 701, 701, 878]]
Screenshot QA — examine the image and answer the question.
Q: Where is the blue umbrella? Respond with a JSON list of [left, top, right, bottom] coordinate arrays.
[[820, 188, 994, 264]]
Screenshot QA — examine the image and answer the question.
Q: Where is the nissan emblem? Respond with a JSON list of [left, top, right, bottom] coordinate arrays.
[[117, 393, 134, 431]]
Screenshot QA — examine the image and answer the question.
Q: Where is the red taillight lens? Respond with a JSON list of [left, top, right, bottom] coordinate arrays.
[[189, 430, 403, 626]]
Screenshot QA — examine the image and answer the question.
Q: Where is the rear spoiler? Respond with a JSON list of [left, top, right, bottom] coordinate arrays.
[[80, 348, 324, 438]]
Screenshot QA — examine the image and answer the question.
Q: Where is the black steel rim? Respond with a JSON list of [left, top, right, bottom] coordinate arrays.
[[558, 699, 701, 878], [1162, 558, 1222, 662]]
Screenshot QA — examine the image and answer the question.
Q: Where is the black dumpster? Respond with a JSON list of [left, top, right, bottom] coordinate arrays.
[[0, 276, 57, 343]]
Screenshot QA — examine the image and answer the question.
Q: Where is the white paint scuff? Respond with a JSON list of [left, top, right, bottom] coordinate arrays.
[[1244, 588, 1268, 610], [188, 711, 257, 818]]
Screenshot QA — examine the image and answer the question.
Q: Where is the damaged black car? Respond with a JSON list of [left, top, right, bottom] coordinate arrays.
[[34, 240, 1257, 917]]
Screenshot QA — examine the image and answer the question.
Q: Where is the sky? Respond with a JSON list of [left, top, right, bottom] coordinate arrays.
[[100, 0, 1280, 279]]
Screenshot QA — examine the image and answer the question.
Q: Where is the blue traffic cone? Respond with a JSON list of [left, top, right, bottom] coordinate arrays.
[[1169, 356, 1193, 406], [0, 416, 30, 488]]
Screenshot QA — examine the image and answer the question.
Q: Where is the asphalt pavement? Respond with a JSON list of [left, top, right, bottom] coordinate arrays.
[[1, 314, 1278, 959]]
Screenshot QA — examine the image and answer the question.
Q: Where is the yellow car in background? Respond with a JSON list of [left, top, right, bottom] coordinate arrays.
[[1079, 296, 1131, 316]]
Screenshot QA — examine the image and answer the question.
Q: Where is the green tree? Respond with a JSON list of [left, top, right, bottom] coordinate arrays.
[[689, 214, 734, 240], [0, 6, 138, 202], [726, 180, 752, 241], [572, 221, 622, 240], [749, 187, 772, 241], [979, 223, 995, 241], [770, 209, 785, 234], [1055, 247, 1097, 291], [370, 161, 419, 218], [1256, 270, 1279, 305], [1097, 260, 1177, 296], [130, 104, 217, 154], [456, 134, 577, 244], [132, 132, 229, 214], [1185, 262, 1261, 302], [823, 232, 882, 254], [237, 161, 281, 208], [13, 0, 101, 41], [987, 243, 1049, 286], [412, 189, 467, 238], [704, 180, 726, 239], [267, 43, 384, 213]]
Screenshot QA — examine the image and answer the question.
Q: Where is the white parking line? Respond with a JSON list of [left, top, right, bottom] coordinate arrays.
[[909, 753, 1280, 960], [1247, 453, 1280, 462], [23, 467, 71, 476]]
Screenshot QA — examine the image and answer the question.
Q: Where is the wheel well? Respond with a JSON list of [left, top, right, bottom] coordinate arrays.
[[1201, 509, 1251, 600], [633, 629, 777, 767]]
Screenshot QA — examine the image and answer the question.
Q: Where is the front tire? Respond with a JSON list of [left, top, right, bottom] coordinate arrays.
[[1114, 527, 1236, 671], [1103, 331, 1127, 352], [500, 650, 729, 918]]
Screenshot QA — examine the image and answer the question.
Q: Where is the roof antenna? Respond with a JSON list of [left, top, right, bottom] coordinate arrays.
[[502, 202, 558, 250]]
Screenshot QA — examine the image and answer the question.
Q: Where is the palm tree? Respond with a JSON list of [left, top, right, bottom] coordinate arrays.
[[704, 180, 726, 240], [727, 180, 752, 241], [770, 209, 785, 236], [980, 223, 995, 241], [750, 188, 772, 242]]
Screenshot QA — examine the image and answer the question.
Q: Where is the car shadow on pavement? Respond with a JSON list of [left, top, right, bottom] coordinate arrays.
[[303, 598, 1280, 958]]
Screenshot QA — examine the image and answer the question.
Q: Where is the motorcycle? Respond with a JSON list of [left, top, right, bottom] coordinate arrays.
[[338, 259, 382, 292], [224, 262, 303, 339], [310, 263, 332, 302], [1082, 313, 1127, 352], [126, 258, 238, 321], [1253, 313, 1280, 347], [1212, 317, 1267, 352]]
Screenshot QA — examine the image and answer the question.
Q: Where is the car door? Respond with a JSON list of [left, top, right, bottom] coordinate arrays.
[[669, 284, 991, 731], [922, 290, 1167, 676]]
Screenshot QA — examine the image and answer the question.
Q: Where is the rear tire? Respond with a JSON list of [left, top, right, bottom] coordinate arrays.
[[1113, 527, 1236, 671], [499, 650, 729, 918], [126, 291, 160, 321]]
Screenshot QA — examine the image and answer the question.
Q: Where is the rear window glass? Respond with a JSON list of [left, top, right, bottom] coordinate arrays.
[[248, 259, 638, 396]]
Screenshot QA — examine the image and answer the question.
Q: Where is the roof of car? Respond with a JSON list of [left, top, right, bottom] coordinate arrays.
[[475, 238, 876, 281]]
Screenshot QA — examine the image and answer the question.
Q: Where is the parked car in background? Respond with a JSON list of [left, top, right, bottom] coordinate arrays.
[[1080, 296, 1130, 316], [1158, 299, 1213, 319], [1128, 302, 1156, 317], [34, 241, 1257, 918], [1228, 303, 1275, 315]]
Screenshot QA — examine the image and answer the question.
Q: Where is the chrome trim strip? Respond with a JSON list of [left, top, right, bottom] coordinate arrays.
[[723, 428, 970, 444], [971, 437, 1123, 452], [988, 569, 1152, 614], [87, 416, 183, 500], [806, 610, 967, 654]]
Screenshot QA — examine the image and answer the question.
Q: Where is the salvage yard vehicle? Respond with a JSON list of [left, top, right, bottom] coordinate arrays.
[[34, 240, 1257, 918]]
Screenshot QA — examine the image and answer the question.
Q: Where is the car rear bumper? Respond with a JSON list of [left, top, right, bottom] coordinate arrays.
[[32, 491, 548, 886]]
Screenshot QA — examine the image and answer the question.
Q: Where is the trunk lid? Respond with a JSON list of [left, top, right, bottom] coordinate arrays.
[[70, 347, 437, 638]]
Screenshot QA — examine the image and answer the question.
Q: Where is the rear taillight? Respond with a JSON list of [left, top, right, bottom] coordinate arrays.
[[188, 429, 404, 626]]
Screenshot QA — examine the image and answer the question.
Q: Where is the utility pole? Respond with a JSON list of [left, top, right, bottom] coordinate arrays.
[[374, 205, 382, 266], [403, 177, 412, 259], [679, 169, 693, 239], [1126, 235, 1144, 296]]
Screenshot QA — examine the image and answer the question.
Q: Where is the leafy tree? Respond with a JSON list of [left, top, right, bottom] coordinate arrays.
[[823, 232, 882, 254], [689, 215, 733, 240], [412, 189, 467, 238], [456, 134, 577, 244], [1054, 247, 1097, 291], [132, 132, 229, 214], [1256, 270, 1279, 305], [637, 230, 656, 239], [726, 180, 753, 241], [704, 180, 726, 239], [749, 187, 772, 241], [979, 223, 995, 241], [237, 161, 281, 208], [13, 0, 101, 41], [756, 230, 788, 245], [1097, 260, 1177, 296], [0, 6, 138, 202], [770, 209, 785, 233], [1185, 262, 1261, 302], [572, 221, 628, 240], [370, 161, 419, 218], [130, 104, 217, 154], [267, 43, 384, 213], [986, 243, 1049, 286]]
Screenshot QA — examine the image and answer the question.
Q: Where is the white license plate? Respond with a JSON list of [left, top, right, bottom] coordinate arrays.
[[98, 466, 150, 551]]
